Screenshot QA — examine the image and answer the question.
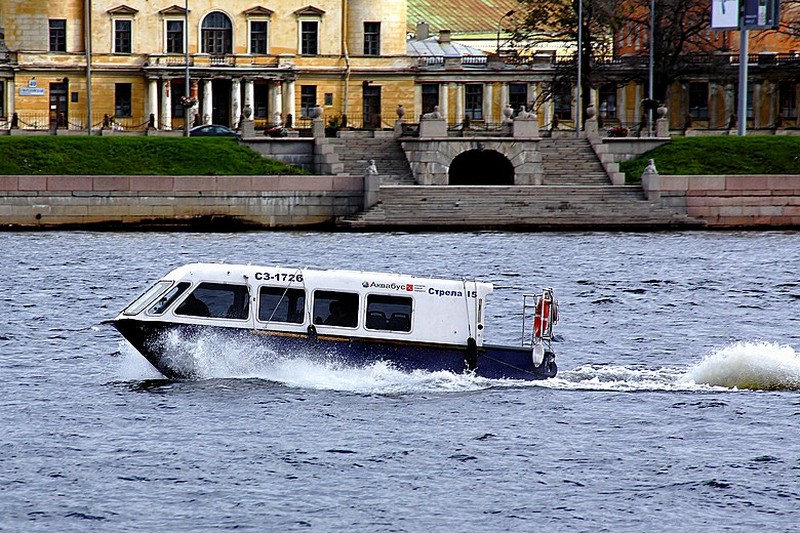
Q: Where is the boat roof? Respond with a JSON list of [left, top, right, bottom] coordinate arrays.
[[164, 262, 494, 294]]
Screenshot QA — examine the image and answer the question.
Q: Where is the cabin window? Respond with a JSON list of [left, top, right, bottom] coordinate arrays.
[[175, 282, 250, 320], [313, 290, 359, 328], [365, 295, 412, 332], [123, 280, 173, 316], [259, 286, 305, 324], [147, 281, 190, 315]]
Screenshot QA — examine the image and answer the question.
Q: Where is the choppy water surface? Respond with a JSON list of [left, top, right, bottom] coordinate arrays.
[[1, 231, 799, 532]]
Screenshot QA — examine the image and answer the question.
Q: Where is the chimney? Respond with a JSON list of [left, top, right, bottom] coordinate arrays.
[[438, 29, 451, 44], [416, 21, 429, 40]]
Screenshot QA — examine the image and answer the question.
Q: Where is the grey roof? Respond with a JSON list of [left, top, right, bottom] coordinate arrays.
[[407, 36, 485, 58]]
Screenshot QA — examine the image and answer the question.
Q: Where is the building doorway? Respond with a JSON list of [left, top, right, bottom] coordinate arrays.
[[363, 84, 381, 128], [49, 82, 68, 128], [210, 79, 231, 126], [449, 149, 514, 185]]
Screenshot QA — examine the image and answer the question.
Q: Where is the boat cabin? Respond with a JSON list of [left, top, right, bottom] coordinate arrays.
[[121, 263, 494, 347]]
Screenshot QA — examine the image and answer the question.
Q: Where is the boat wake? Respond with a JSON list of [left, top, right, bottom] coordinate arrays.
[[116, 339, 800, 393]]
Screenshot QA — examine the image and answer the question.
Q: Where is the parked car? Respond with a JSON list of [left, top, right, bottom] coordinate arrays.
[[189, 124, 240, 138]]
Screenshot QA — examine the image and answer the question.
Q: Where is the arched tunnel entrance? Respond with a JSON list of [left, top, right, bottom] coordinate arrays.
[[449, 149, 515, 185]]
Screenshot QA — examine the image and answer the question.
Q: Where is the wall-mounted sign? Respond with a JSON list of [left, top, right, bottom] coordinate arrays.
[[20, 87, 46, 96], [28, 79, 38, 88]]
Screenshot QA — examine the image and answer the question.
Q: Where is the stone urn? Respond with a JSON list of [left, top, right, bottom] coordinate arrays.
[[585, 104, 596, 120], [396, 104, 406, 119], [243, 105, 252, 120], [502, 105, 514, 121], [657, 104, 668, 119], [311, 104, 323, 119]]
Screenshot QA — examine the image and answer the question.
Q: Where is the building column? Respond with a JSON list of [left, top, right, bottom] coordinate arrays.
[[148, 79, 159, 129], [243, 79, 254, 111], [500, 82, 509, 114], [160, 79, 172, 130], [439, 83, 449, 122], [202, 79, 212, 124], [753, 83, 761, 128], [454, 83, 464, 123], [485, 83, 494, 123], [413, 84, 422, 119], [618, 85, 627, 124], [634, 84, 642, 124], [269, 80, 282, 125], [7, 78, 15, 126], [283, 80, 295, 121], [231, 78, 241, 129]]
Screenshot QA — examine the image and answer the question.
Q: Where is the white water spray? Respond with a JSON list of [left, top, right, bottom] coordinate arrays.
[[682, 341, 800, 391]]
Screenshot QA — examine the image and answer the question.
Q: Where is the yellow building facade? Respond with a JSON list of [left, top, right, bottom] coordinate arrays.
[[0, 0, 417, 130]]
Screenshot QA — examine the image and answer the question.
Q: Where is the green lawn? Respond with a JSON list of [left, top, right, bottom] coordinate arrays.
[[0, 136, 307, 175], [620, 136, 800, 183]]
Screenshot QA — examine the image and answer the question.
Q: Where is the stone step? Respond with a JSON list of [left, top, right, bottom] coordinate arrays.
[[340, 184, 702, 229]]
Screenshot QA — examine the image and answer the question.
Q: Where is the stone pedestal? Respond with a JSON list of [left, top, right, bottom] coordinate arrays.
[[240, 119, 255, 138], [656, 117, 669, 138], [312, 118, 325, 138], [364, 172, 381, 210], [419, 117, 447, 138], [394, 119, 405, 138], [513, 116, 539, 138], [584, 117, 599, 139]]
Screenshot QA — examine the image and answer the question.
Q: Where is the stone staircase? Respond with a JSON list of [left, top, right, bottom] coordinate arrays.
[[539, 137, 611, 185], [331, 135, 704, 230], [340, 185, 703, 229], [327, 132, 415, 184]]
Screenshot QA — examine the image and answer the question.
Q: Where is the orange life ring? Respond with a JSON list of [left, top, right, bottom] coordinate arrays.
[[534, 299, 555, 338]]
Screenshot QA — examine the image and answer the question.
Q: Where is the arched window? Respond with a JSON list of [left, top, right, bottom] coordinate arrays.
[[202, 12, 232, 55]]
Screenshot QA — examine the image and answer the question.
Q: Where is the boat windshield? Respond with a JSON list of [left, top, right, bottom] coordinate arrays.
[[122, 281, 173, 316]]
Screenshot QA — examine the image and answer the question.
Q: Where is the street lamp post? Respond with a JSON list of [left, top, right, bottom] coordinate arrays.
[[184, 0, 190, 137], [576, 0, 582, 137], [495, 9, 516, 56], [648, 0, 655, 136]]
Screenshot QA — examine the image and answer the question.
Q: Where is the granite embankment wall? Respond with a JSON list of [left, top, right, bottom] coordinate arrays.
[[643, 174, 800, 227], [0, 175, 363, 229]]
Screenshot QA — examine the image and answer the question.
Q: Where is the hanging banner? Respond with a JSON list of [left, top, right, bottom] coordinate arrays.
[[711, 0, 741, 29], [743, 0, 780, 29]]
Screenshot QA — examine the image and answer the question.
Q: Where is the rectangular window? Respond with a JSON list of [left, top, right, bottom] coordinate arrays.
[[175, 282, 250, 320], [364, 22, 380, 56], [689, 82, 709, 120], [114, 83, 132, 117], [324, 93, 333, 106], [49, 19, 66, 52], [599, 84, 617, 119], [166, 20, 184, 54], [114, 20, 132, 53], [313, 290, 359, 328], [300, 21, 319, 55], [259, 287, 306, 323], [366, 295, 412, 332], [250, 21, 268, 54], [779, 81, 797, 119], [509, 83, 528, 114], [421, 83, 439, 115], [465, 84, 483, 120], [300, 85, 317, 118]]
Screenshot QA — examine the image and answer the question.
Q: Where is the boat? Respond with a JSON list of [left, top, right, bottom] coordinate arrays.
[[110, 263, 559, 380]]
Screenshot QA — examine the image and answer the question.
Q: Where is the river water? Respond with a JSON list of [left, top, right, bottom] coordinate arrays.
[[1, 230, 799, 532]]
